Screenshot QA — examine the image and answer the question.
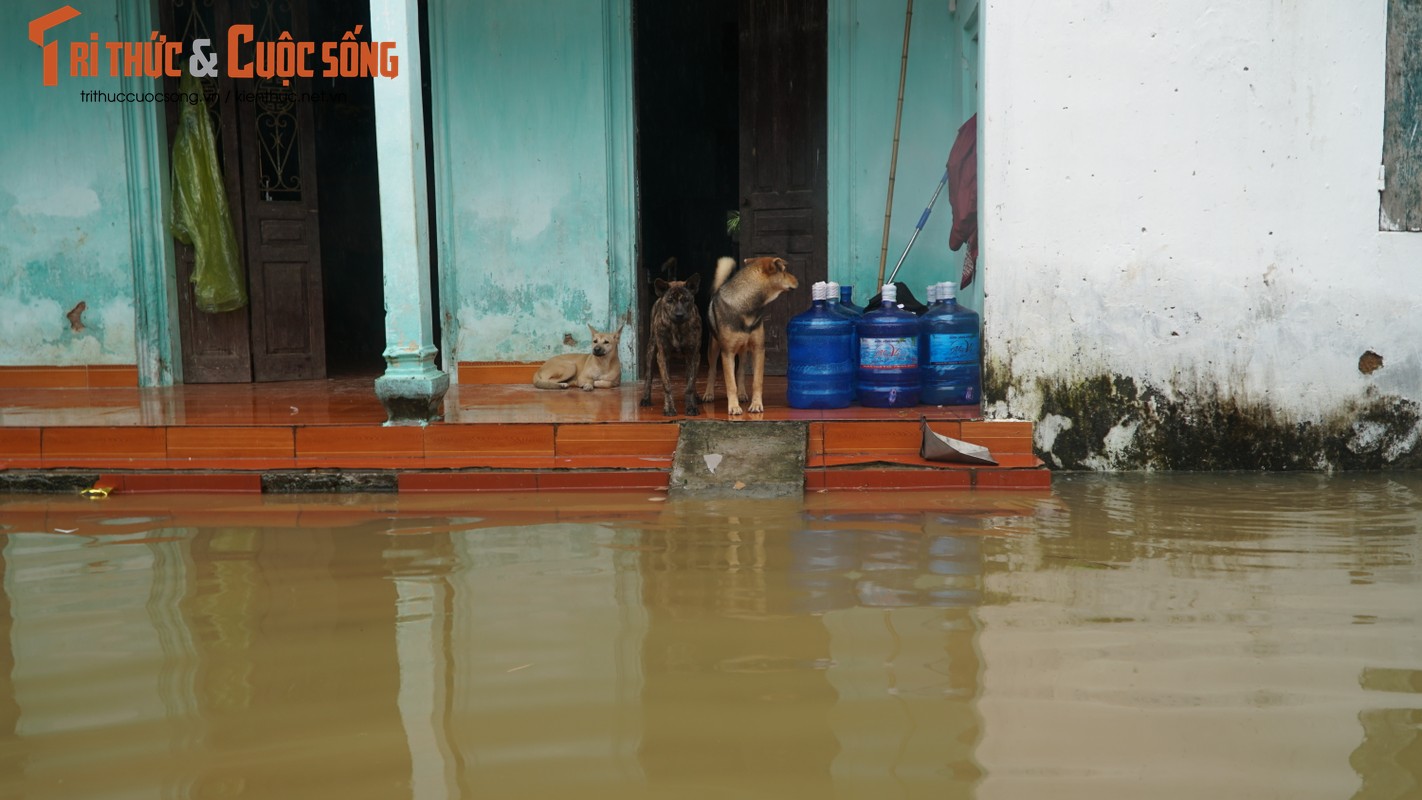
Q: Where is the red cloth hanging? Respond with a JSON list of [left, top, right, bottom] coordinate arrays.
[[947, 114, 978, 288]]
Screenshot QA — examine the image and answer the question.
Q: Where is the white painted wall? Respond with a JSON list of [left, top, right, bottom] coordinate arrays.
[[981, 1, 1422, 466]]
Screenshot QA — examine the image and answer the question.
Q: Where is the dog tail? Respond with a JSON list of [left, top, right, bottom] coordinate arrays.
[[712, 256, 736, 292]]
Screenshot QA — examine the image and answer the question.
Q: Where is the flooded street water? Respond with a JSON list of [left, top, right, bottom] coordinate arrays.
[[0, 473, 1419, 799]]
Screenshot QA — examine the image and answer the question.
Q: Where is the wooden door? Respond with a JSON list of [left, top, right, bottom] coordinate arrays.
[[163, 0, 326, 383], [738, 0, 828, 373], [163, 0, 252, 383], [233, 0, 326, 382]]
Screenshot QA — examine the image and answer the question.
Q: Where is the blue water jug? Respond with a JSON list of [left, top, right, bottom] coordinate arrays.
[[856, 284, 920, 408], [838, 285, 865, 317], [787, 282, 855, 409], [919, 281, 981, 406], [824, 280, 860, 394]]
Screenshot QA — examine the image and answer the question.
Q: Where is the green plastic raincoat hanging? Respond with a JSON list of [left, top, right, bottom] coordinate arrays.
[[171, 70, 247, 313]]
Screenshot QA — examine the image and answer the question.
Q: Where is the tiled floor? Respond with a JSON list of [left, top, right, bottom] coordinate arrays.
[[0, 376, 1048, 492], [0, 376, 996, 426]]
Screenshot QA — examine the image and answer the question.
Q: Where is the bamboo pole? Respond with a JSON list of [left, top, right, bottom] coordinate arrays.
[[876, 0, 915, 289]]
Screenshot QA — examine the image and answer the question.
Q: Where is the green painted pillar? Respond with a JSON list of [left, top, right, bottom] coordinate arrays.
[[370, 0, 448, 425]]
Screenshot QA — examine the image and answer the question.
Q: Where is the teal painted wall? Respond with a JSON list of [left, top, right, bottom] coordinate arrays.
[[829, 0, 981, 313], [428, 0, 635, 369], [0, 1, 139, 367], [425, 0, 976, 373], [3, 0, 980, 378]]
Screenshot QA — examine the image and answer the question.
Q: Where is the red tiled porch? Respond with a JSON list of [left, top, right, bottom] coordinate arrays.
[[0, 375, 1048, 493]]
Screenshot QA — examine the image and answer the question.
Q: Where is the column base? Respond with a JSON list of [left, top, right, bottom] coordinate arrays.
[[375, 370, 450, 426]]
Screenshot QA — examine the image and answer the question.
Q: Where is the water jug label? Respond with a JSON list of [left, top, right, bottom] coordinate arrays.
[[929, 333, 979, 364], [860, 337, 918, 369]]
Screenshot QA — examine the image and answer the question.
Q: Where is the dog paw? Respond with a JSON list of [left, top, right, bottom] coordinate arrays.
[[639, 398, 652, 407], [748, 401, 764, 414], [580, 384, 594, 391], [699, 391, 715, 403], [685, 405, 700, 417], [662, 405, 677, 417], [727, 403, 744, 416]]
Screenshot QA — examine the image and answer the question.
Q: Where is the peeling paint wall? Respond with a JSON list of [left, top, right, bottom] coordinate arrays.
[[982, 1, 1422, 470], [0, 1, 137, 367], [428, 0, 632, 369]]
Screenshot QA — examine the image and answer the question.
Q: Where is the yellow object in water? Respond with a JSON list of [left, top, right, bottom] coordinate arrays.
[[79, 486, 111, 500]]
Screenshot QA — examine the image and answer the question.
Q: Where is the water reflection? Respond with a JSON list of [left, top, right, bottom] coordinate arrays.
[[180, 528, 413, 798], [0, 473, 1417, 799], [629, 501, 985, 797], [0, 546, 17, 784]]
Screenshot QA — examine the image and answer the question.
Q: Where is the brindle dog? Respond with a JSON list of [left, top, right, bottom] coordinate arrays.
[[640, 261, 702, 416]]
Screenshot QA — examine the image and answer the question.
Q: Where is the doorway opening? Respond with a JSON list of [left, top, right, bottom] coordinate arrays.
[[309, 0, 387, 378], [632, 0, 828, 376], [631, 0, 740, 368], [161, 0, 388, 383]]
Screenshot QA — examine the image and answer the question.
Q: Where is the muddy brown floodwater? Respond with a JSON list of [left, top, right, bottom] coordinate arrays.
[[0, 473, 1419, 799]]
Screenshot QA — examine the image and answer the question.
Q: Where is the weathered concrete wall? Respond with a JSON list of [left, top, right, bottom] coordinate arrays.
[[0, 1, 137, 367], [982, 1, 1422, 470], [428, 0, 634, 369]]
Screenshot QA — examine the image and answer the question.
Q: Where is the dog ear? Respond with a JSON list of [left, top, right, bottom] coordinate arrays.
[[614, 323, 625, 341], [587, 323, 598, 339], [772, 257, 789, 272], [654, 278, 669, 296], [684, 273, 701, 293]]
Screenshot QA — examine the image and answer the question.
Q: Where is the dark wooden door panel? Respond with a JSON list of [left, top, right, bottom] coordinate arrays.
[[163, 0, 252, 383], [739, 0, 828, 373], [236, 0, 326, 382], [163, 0, 326, 383], [176, 298, 252, 382]]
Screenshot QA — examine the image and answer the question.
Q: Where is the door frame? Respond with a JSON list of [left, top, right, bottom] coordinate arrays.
[[958, 0, 984, 315], [626, 0, 830, 376], [131, 0, 390, 386], [604, 0, 639, 376], [121, 0, 181, 388]]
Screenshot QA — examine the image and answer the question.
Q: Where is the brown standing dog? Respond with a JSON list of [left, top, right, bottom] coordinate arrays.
[[701, 256, 799, 415], [532, 324, 624, 390], [640, 263, 702, 416]]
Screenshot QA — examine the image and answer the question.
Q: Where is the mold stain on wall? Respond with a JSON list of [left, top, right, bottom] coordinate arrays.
[[986, 358, 1422, 472]]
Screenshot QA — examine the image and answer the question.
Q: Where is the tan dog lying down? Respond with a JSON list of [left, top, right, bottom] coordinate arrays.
[[533, 324, 624, 391]]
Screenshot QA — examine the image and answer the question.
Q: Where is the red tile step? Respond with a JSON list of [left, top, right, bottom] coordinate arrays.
[[3, 416, 1046, 493]]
